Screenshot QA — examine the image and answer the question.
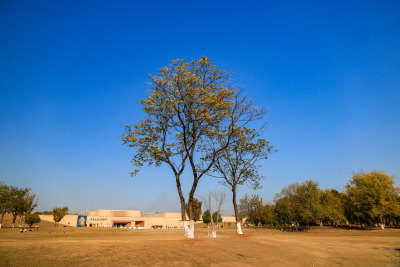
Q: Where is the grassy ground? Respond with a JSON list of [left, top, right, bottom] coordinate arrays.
[[0, 216, 399, 266]]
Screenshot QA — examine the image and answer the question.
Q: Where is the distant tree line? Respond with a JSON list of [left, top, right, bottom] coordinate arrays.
[[0, 181, 38, 228], [35, 210, 53, 215], [239, 171, 400, 229]]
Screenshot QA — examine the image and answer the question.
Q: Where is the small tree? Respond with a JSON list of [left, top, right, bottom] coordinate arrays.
[[211, 191, 226, 238], [201, 193, 213, 237], [202, 210, 211, 227], [201, 190, 226, 238], [25, 213, 41, 227], [212, 211, 222, 223], [211, 125, 275, 234], [8, 186, 30, 227], [52, 206, 68, 227]]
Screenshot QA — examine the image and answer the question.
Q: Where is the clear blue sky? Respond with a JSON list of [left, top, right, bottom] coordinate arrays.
[[1, 0, 399, 215]]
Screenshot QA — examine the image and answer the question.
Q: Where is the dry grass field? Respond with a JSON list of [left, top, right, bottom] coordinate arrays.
[[0, 216, 399, 266]]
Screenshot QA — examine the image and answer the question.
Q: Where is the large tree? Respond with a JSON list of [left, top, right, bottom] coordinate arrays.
[[18, 191, 38, 227], [122, 57, 258, 238], [345, 170, 400, 229], [211, 126, 275, 234], [8, 186, 30, 228], [121, 74, 189, 235]]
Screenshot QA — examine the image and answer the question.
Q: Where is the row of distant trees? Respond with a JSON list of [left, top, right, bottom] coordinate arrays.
[[239, 171, 400, 229], [0, 181, 69, 228]]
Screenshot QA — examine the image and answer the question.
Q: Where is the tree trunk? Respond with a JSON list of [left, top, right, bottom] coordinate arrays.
[[379, 223, 385, 229], [175, 174, 188, 237], [12, 214, 17, 228], [209, 219, 214, 238], [19, 215, 24, 227], [187, 176, 199, 239], [0, 213, 5, 229], [379, 216, 385, 229], [232, 187, 243, 235]]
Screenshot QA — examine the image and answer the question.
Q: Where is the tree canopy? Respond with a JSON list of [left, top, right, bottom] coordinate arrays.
[[212, 211, 222, 223], [25, 213, 41, 227], [202, 210, 211, 225], [345, 170, 400, 227]]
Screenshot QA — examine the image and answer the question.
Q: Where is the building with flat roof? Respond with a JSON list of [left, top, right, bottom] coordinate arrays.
[[39, 209, 237, 229], [39, 209, 186, 229]]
